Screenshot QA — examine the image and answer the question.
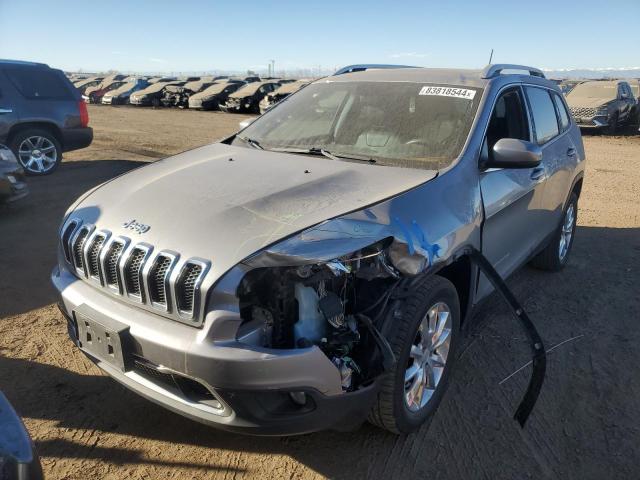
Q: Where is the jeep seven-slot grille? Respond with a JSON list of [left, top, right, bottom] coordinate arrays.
[[61, 221, 78, 263], [87, 235, 106, 278], [149, 255, 172, 305], [125, 248, 146, 297], [105, 241, 124, 288], [72, 228, 90, 271], [177, 263, 202, 313], [61, 221, 209, 323]]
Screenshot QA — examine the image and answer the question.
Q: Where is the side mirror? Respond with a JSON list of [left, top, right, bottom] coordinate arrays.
[[486, 138, 542, 169], [238, 118, 255, 130]]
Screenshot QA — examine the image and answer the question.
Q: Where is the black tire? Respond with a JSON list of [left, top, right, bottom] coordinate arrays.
[[368, 275, 460, 434], [607, 112, 618, 135], [151, 97, 161, 108], [531, 192, 578, 271], [9, 128, 62, 176]]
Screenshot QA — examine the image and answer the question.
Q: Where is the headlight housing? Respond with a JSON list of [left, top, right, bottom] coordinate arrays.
[[235, 239, 398, 391]]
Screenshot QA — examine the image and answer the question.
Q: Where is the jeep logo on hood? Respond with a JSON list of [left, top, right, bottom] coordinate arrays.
[[123, 219, 151, 234]]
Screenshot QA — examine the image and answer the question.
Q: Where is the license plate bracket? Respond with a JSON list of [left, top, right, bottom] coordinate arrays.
[[75, 313, 131, 372]]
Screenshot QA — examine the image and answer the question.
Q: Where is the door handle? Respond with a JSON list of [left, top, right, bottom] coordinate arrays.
[[0, 108, 13, 114], [567, 147, 577, 157], [530, 167, 546, 181]]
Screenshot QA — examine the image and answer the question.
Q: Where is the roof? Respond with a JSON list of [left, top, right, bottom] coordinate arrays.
[[322, 64, 553, 89], [272, 80, 309, 95], [230, 81, 279, 97], [0, 58, 48, 67]]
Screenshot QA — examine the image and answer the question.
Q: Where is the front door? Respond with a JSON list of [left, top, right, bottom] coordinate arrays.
[[477, 86, 550, 299]]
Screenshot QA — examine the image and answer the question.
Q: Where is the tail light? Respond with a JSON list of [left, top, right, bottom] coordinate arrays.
[[78, 100, 89, 127]]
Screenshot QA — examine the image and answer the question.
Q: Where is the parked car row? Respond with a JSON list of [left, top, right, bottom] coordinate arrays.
[[70, 73, 309, 114]]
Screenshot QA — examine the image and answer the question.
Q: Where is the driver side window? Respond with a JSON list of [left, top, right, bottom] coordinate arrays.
[[482, 87, 530, 164]]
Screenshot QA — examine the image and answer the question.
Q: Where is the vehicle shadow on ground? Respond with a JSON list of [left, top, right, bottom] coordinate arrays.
[[0, 159, 145, 317], [2, 225, 639, 478]]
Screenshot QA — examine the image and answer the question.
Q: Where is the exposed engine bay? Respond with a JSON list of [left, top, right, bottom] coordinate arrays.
[[237, 240, 402, 392]]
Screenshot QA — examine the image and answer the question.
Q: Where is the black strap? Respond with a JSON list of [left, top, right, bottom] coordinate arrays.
[[467, 248, 547, 427]]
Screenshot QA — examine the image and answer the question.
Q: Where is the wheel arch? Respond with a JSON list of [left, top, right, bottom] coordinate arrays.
[[8, 122, 64, 148], [570, 174, 584, 199], [432, 254, 474, 326]]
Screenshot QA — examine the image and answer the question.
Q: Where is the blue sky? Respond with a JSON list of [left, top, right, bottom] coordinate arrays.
[[1, 0, 638, 74]]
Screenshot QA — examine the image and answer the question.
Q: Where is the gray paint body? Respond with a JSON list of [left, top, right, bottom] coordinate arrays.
[[52, 66, 585, 433]]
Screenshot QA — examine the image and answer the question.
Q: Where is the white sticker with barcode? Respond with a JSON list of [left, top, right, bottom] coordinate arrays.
[[419, 86, 476, 100]]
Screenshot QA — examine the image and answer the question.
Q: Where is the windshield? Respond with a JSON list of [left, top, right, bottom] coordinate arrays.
[[567, 82, 617, 101], [233, 81, 481, 170]]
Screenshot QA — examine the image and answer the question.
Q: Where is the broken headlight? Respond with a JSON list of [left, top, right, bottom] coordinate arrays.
[[236, 240, 399, 391]]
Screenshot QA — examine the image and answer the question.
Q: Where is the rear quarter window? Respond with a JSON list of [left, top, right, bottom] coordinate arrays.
[[4, 66, 73, 100], [552, 93, 571, 131], [525, 86, 559, 144]]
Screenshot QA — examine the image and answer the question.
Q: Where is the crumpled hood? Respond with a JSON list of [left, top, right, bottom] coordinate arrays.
[[71, 143, 436, 283]]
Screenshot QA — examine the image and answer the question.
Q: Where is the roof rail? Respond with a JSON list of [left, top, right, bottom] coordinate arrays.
[[482, 64, 546, 79], [333, 64, 417, 75]]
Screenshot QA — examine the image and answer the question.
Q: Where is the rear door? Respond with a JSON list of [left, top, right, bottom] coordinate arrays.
[[0, 68, 19, 143], [477, 85, 549, 298], [524, 86, 572, 226]]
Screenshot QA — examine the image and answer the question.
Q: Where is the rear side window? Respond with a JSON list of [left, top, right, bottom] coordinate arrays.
[[4, 66, 73, 100], [552, 93, 570, 131], [525, 87, 559, 144]]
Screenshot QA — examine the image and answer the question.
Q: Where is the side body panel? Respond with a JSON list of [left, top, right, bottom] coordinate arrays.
[[0, 69, 19, 142]]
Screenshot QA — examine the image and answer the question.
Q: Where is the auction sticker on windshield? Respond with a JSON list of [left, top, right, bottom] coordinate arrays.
[[419, 86, 476, 100]]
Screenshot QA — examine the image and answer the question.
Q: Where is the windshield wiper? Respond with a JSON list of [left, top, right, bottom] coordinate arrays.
[[270, 146, 339, 161], [271, 146, 377, 164], [236, 135, 263, 150], [308, 147, 340, 161]]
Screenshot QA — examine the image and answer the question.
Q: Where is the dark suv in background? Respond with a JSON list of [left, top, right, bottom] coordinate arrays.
[[0, 59, 93, 175], [565, 80, 636, 134]]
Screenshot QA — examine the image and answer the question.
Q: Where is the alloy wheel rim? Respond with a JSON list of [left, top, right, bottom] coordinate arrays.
[[404, 301, 452, 412], [558, 204, 575, 261], [18, 136, 57, 173]]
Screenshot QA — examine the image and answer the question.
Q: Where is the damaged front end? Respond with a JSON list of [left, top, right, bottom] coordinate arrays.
[[259, 93, 285, 114], [231, 217, 434, 394]]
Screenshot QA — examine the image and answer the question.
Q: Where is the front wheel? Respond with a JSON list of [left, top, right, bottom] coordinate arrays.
[[368, 275, 460, 434], [531, 192, 578, 271]]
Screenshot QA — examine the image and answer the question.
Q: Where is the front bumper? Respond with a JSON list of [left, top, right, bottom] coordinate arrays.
[[574, 115, 609, 129], [0, 164, 28, 203], [51, 265, 368, 435], [129, 96, 151, 106]]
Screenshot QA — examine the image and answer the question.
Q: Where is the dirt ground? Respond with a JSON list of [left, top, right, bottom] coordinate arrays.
[[1, 105, 639, 479]]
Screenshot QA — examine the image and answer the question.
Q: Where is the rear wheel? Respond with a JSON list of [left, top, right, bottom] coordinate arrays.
[[9, 128, 62, 175], [368, 275, 460, 434], [531, 192, 578, 271]]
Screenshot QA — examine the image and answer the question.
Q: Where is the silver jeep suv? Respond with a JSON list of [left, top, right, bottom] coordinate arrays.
[[52, 64, 585, 435]]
